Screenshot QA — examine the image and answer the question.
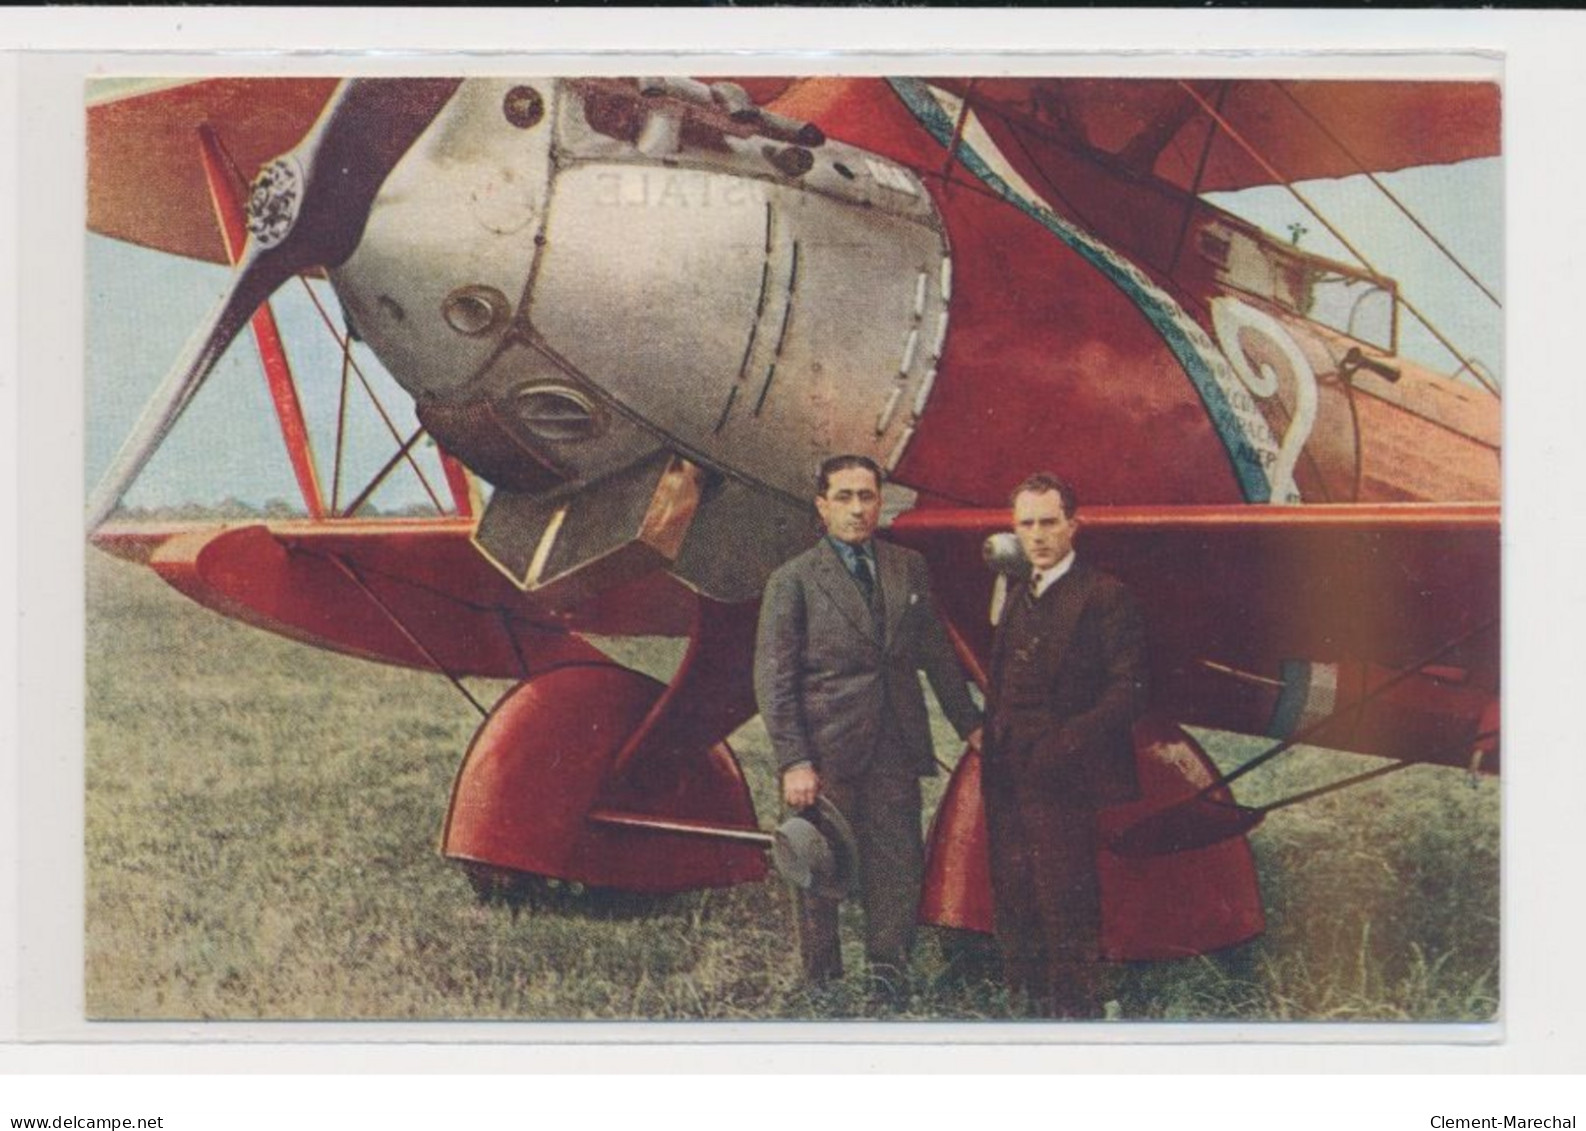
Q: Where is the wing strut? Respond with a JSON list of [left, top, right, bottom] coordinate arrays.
[[1175, 81, 1500, 397], [1251, 731, 1491, 815], [940, 78, 977, 179], [330, 337, 354, 513], [322, 551, 490, 717], [294, 281, 449, 516], [1167, 81, 1229, 277], [1215, 616, 1496, 792], [1272, 81, 1503, 311], [1111, 617, 1498, 857], [1110, 722, 1496, 858], [86, 79, 463, 531], [201, 116, 474, 522], [340, 426, 438, 518]]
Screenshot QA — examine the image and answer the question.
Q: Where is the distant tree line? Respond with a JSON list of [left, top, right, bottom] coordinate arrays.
[[110, 498, 444, 520]]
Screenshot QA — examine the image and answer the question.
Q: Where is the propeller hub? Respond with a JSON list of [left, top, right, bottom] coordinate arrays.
[[246, 154, 305, 249]]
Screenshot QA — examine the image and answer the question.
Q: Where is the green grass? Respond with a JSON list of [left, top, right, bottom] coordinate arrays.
[[85, 553, 1499, 1022]]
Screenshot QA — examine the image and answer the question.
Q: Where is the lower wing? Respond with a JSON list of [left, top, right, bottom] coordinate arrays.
[[891, 501, 1499, 771], [93, 518, 701, 680]]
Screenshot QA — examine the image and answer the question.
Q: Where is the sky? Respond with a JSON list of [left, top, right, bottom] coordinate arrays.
[[86, 235, 450, 513], [1206, 157, 1503, 388], [85, 156, 1503, 511]]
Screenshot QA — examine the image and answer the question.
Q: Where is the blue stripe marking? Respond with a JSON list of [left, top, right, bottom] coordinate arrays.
[[888, 77, 1270, 502], [1269, 659, 1311, 738]]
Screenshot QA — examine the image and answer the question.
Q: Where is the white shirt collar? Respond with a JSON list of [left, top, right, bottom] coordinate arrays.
[[1030, 551, 1077, 599]]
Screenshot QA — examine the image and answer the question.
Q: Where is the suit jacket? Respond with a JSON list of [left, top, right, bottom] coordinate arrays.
[[755, 537, 982, 779], [987, 560, 1148, 806]]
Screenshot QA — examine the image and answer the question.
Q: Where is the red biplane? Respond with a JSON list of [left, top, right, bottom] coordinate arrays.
[[86, 74, 1501, 961]]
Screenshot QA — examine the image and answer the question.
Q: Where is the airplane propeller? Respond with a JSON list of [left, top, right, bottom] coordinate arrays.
[[86, 78, 462, 531]]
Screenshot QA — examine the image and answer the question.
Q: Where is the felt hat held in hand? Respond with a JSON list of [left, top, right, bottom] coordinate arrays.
[[772, 795, 859, 899]]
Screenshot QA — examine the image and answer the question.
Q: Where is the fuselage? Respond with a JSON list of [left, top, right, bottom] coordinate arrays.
[[320, 76, 1498, 602]]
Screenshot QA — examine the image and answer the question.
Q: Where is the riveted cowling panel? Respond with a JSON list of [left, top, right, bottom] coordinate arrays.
[[332, 79, 559, 399]]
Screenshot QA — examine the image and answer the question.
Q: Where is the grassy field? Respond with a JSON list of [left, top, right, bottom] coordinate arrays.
[[85, 552, 1499, 1023]]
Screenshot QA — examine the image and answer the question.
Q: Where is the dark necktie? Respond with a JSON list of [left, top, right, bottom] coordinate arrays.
[[1026, 572, 1042, 607], [853, 553, 876, 604]]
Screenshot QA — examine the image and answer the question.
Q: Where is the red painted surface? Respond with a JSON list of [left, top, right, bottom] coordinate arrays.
[[776, 79, 1239, 509], [442, 664, 766, 892], [910, 173, 1238, 507], [89, 79, 341, 264], [610, 598, 763, 782], [437, 450, 474, 518], [94, 520, 698, 676], [892, 503, 1500, 770], [920, 718, 1265, 959], [774, 79, 1500, 514], [923, 79, 1500, 194], [90, 78, 1498, 265]]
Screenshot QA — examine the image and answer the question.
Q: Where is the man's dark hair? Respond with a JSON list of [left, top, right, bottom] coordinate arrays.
[[1010, 472, 1078, 517], [817, 454, 884, 497]]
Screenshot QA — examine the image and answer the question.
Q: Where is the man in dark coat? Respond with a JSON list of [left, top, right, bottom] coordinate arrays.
[[983, 472, 1148, 1018], [755, 455, 983, 987]]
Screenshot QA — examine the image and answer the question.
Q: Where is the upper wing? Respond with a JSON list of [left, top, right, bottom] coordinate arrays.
[[87, 76, 1501, 264], [933, 78, 1501, 191], [88, 78, 339, 263], [85, 75, 801, 265], [891, 501, 1499, 770]]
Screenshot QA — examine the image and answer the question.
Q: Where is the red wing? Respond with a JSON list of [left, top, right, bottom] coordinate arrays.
[[891, 502, 1499, 769], [93, 518, 700, 679], [940, 78, 1500, 191], [88, 78, 338, 263]]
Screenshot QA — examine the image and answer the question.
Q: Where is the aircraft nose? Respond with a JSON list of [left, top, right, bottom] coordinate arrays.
[[327, 78, 957, 603], [332, 77, 954, 506]]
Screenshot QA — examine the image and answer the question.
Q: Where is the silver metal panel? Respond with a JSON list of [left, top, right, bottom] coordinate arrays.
[[468, 340, 671, 483], [530, 161, 950, 500], [529, 162, 769, 457], [669, 478, 818, 603], [553, 84, 940, 231], [326, 75, 960, 593], [331, 79, 559, 399]]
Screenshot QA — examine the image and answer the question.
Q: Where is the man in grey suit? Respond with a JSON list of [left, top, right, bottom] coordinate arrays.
[[755, 455, 983, 988]]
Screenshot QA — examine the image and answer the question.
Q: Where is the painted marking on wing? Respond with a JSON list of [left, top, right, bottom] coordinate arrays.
[[1271, 659, 1339, 738]]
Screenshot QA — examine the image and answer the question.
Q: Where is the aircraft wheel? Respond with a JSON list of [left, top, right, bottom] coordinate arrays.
[[442, 662, 766, 897], [458, 859, 669, 918]]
